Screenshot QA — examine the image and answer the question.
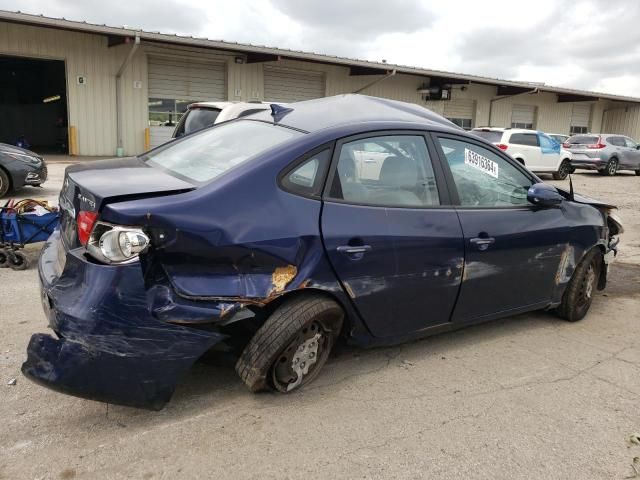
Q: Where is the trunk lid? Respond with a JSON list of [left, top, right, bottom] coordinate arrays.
[[59, 157, 194, 248]]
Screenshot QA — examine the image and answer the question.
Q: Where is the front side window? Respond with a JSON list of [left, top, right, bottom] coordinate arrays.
[[328, 135, 440, 208], [146, 120, 302, 184], [624, 137, 637, 148], [437, 137, 532, 207]]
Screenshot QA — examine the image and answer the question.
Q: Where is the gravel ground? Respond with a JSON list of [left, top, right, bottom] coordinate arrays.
[[1, 161, 639, 480]]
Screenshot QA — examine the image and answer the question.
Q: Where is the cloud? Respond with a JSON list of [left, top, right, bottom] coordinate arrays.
[[270, 0, 433, 41], [3, 0, 207, 34]]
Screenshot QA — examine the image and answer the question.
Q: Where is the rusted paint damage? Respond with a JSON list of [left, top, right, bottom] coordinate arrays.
[[270, 265, 298, 294]]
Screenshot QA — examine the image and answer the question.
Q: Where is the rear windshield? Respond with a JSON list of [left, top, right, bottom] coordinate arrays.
[[147, 120, 302, 183], [567, 135, 599, 145], [174, 108, 222, 137], [471, 130, 503, 143]]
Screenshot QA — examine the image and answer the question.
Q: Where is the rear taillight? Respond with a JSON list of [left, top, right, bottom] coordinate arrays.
[[497, 144, 508, 151], [77, 211, 98, 246], [562, 142, 571, 148], [86, 222, 150, 264]]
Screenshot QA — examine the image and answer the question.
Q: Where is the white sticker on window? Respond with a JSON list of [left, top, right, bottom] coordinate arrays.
[[464, 148, 499, 178]]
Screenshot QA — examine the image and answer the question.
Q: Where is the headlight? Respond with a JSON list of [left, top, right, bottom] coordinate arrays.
[[86, 222, 150, 264], [8, 152, 42, 166]]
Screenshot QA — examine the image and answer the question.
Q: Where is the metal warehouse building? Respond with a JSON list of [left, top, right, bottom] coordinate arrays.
[[3, 10, 640, 157]]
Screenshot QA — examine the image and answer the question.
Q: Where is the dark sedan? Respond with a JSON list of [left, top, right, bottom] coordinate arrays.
[[22, 95, 623, 409], [0, 143, 48, 197]]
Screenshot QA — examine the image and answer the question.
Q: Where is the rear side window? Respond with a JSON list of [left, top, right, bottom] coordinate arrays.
[[281, 149, 331, 198], [567, 135, 599, 145], [509, 133, 539, 146], [328, 135, 440, 208], [607, 136, 624, 147], [471, 130, 503, 143]]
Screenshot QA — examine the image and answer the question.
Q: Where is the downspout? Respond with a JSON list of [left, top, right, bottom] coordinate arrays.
[[488, 88, 538, 127], [353, 69, 397, 94], [115, 34, 140, 156]]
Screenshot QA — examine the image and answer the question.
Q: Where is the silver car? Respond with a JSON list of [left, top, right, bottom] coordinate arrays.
[[565, 134, 640, 176]]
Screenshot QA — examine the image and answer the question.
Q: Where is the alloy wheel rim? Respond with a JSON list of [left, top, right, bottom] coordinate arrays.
[[609, 162, 617, 175], [272, 321, 327, 392]]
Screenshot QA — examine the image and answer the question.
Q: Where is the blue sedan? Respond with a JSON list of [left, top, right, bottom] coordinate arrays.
[[22, 95, 623, 409]]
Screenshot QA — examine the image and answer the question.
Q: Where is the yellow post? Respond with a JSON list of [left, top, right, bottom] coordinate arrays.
[[68, 126, 78, 156], [144, 127, 151, 152]]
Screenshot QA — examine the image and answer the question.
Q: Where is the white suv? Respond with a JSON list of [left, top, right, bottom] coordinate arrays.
[[472, 127, 573, 180]]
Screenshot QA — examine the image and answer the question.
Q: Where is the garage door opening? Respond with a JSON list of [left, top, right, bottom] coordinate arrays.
[[0, 55, 68, 154]]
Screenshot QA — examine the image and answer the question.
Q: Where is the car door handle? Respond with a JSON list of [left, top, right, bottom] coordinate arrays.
[[336, 245, 372, 256], [470, 237, 495, 251]]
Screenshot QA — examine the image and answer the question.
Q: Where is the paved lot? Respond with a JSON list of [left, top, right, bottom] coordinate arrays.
[[1, 161, 639, 479]]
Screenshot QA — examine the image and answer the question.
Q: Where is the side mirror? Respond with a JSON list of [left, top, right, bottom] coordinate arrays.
[[528, 183, 564, 208], [636, 145, 640, 150]]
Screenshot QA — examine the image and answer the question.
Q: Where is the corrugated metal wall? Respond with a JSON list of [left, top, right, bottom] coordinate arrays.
[[0, 21, 149, 155], [603, 105, 640, 137], [4, 20, 640, 156]]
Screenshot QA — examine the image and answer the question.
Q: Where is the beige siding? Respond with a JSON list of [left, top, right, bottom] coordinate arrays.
[[0, 21, 147, 155], [603, 104, 640, 139]]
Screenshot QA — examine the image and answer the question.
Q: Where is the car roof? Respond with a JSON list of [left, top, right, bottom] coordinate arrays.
[[248, 94, 461, 133]]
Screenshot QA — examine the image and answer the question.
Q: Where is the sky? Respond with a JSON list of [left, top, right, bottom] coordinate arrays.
[[3, 0, 640, 96]]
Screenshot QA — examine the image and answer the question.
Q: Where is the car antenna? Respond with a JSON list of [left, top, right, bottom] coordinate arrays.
[[568, 174, 574, 201], [270, 104, 293, 122]]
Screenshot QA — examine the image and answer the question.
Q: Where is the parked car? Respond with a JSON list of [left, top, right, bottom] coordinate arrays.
[[563, 134, 640, 176], [549, 133, 569, 145], [172, 101, 272, 139], [471, 127, 573, 179], [23, 95, 623, 410], [0, 143, 48, 198]]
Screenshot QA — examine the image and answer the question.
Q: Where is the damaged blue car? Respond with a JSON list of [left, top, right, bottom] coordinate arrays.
[[22, 95, 623, 410]]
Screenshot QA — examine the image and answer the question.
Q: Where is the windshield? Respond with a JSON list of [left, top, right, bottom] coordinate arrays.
[[471, 130, 503, 143], [173, 107, 222, 138], [147, 120, 302, 183]]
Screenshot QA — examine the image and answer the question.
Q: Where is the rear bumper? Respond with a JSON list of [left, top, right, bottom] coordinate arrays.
[[569, 158, 608, 170], [21, 229, 225, 410]]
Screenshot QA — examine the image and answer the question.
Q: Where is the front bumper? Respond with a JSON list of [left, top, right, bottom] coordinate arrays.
[[21, 229, 225, 410], [23, 163, 47, 185]]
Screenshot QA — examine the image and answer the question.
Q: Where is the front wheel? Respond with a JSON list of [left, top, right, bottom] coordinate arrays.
[[236, 295, 344, 393], [556, 249, 601, 322], [553, 160, 571, 180]]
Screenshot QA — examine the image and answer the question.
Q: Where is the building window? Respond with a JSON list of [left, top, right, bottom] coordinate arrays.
[[511, 122, 534, 129], [447, 118, 473, 130], [148, 98, 192, 127], [569, 125, 588, 134]]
